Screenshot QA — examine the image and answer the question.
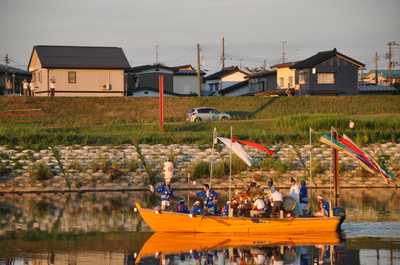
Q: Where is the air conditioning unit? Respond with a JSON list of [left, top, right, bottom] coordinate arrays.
[[101, 83, 110, 90]]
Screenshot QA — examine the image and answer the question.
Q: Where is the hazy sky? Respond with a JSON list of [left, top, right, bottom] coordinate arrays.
[[1, 0, 399, 74]]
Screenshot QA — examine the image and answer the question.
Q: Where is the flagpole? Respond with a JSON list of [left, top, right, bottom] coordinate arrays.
[[309, 127, 313, 212], [330, 127, 333, 203], [210, 127, 216, 189], [229, 126, 232, 204]]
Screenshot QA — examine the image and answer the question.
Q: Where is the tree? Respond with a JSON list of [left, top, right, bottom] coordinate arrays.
[[244, 66, 267, 74]]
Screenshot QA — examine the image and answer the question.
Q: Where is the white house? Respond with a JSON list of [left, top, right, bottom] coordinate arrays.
[[202, 67, 248, 96], [28, 45, 130, 97]]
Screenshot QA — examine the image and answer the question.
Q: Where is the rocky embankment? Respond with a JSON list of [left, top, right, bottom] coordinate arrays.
[[0, 142, 399, 194]]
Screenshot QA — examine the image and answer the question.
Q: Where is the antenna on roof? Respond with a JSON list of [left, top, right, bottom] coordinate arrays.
[[281, 41, 287, 63], [154, 45, 159, 64]]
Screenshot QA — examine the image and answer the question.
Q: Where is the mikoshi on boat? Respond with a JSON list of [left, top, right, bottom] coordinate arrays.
[[134, 231, 341, 262], [135, 203, 343, 234]]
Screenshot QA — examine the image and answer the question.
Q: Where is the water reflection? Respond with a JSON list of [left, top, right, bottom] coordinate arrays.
[[0, 189, 399, 264]]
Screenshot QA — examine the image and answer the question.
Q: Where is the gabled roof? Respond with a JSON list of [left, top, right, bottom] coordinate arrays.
[[270, 62, 301, 69], [362, 70, 400, 79], [129, 64, 175, 73], [219, 80, 249, 95], [247, 70, 277, 79], [0, 64, 31, 75], [29, 45, 130, 70], [171, 65, 194, 71], [203, 67, 248, 81], [290, 48, 365, 69]]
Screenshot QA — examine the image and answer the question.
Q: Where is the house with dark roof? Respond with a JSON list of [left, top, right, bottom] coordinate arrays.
[[361, 69, 400, 86], [28, 45, 130, 97], [126, 64, 205, 97], [219, 70, 277, 96], [203, 67, 248, 96], [0, 64, 31, 95], [289, 48, 365, 96]]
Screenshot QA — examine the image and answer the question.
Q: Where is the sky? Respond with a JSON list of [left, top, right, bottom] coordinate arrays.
[[1, 0, 399, 75]]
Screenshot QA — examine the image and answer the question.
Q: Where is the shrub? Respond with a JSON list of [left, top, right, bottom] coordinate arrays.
[[125, 157, 139, 172], [272, 158, 291, 174], [212, 162, 227, 178], [260, 156, 275, 171], [189, 160, 210, 180], [28, 161, 52, 182], [231, 155, 248, 175]]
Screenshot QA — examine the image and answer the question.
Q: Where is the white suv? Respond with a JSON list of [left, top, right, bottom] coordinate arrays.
[[187, 107, 231, 122]]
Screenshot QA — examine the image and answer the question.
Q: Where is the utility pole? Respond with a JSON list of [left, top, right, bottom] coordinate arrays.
[[375, 52, 378, 85], [5, 54, 8, 93], [388, 42, 392, 86], [197, 43, 201, 97], [155, 45, 159, 64], [222, 38, 225, 69], [281, 41, 287, 63], [264, 59, 266, 70]]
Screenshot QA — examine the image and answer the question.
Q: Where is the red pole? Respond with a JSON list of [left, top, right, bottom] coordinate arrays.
[[159, 75, 164, 131]]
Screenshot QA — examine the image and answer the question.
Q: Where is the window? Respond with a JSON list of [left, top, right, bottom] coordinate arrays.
[[39, 72, 42, 83], [68, 72, 76, 83], [279, 77, 284, 88], [288, 77, 293, 87], [299, 73, 307, 84], [318, 73, 335, 84]]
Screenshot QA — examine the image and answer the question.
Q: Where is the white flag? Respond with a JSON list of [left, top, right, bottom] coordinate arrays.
[[217, 137, 252, 166]]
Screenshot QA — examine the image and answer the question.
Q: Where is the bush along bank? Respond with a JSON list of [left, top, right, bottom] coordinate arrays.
[[0, 142, 399, 194]]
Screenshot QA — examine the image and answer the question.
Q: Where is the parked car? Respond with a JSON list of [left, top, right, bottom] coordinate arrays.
[[187, 107, 231, 122]]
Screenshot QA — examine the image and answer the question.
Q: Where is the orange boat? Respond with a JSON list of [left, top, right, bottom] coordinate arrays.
[[135, 203, 342, 234], [135, 232, 341, 263]]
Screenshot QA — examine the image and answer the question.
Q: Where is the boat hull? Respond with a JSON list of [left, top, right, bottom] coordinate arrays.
[[135, 203, 341, 234]]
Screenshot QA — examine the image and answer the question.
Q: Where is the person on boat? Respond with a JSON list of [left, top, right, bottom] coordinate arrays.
[[315, 195, 330, 217], [289, 177, 303, 216], [250, 196, 266, 217], [156, 178, 173, 211], [189, 201, 203, 216], [270, 188, 283, 218], [221, 201, 230, 216], [208, 197, 219, 215], [176, 198, 189, 213], [299, 179, 308, 215], [264, 179, 275, 212], [189, 184, 218, 209]]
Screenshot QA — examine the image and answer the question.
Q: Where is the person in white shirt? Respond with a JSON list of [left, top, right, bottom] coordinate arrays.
[[250, 197, 265, 217], [349, 120, 354, 130], [270, 188, 283, 218], [29, 80, 36, 96], [289, 177, 300, 205]]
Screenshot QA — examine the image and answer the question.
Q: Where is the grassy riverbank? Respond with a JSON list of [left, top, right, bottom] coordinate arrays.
[[1, 96, 400, 149]]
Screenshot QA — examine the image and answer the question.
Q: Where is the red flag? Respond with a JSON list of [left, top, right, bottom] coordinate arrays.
[[232, 135, 276, 156]]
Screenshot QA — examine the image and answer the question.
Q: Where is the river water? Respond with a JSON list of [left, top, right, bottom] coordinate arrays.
[[0, 188, 399, 265]]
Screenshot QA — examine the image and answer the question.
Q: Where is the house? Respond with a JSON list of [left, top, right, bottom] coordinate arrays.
[[358, 85, 397, 95], [125, 64, 205, 97], [219, 70, 277, 96], [361, 70, 400, 86], [202, 67, 248, 96], [270, 62, 300, 92], [28, 45, 130, 97], [0, 64, 31, 95], [289, 48, 365, 96]]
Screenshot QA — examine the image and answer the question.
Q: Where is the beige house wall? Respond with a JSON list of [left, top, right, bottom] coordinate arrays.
[[276, 67, 296, 89]]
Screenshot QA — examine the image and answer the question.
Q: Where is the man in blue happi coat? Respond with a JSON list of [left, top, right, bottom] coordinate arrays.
[[190, 184, 218, 209], [315, 195, 330, 217], [207, 197, 219, 215], [190, 201, 203, 216], [176, 198, 189, 213], [221, 201, 230, 216], [156, 178, 173, 211]]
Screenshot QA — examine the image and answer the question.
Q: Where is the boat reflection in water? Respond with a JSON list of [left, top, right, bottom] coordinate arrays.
[[135, 232, 343, 264]]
